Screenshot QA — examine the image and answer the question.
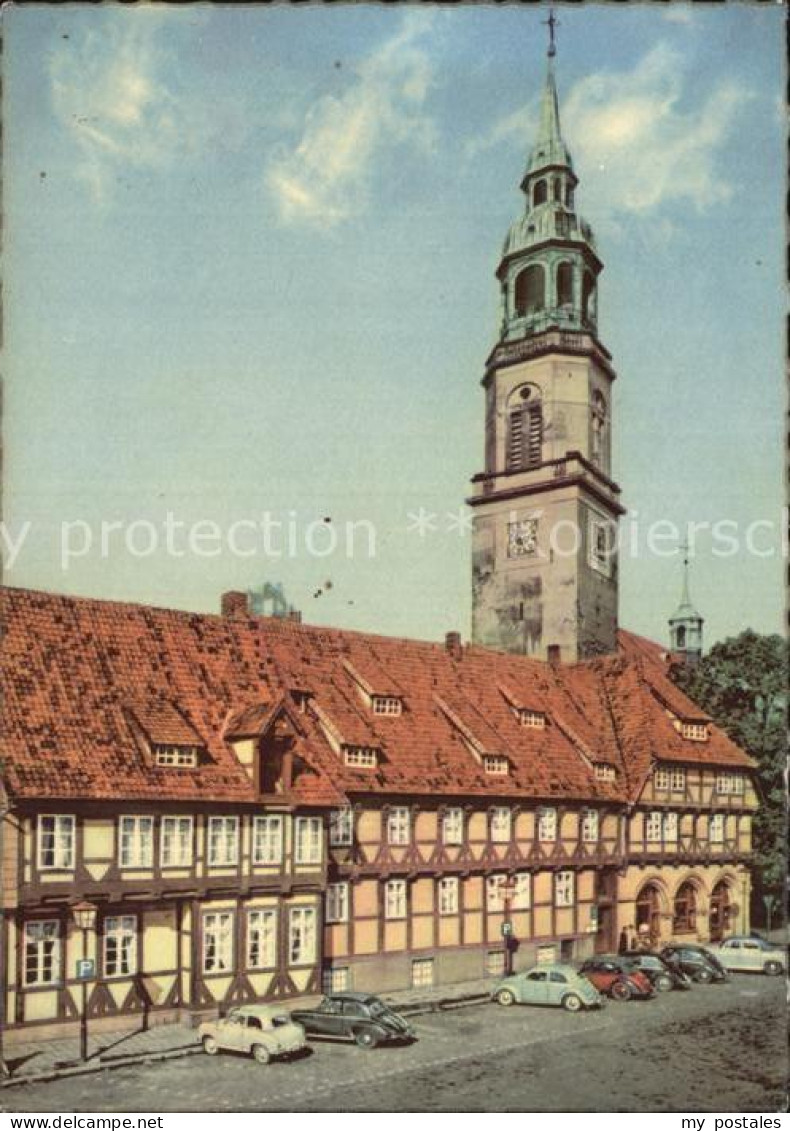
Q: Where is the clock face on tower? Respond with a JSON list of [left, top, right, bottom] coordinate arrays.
[[507, 518, 538, 558]]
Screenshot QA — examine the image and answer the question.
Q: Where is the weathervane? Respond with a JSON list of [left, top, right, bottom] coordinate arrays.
[[543, 8, 559, 58]]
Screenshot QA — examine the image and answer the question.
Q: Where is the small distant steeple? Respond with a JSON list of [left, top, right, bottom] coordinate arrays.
[[669, 542, 704, 664]]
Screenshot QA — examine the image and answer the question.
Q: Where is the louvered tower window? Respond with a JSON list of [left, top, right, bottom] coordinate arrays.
[[508, 394, 543, 471]]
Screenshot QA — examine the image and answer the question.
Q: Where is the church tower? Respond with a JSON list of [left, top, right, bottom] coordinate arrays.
[[668, 547, 704, 665], [469, 21, 625, 662]]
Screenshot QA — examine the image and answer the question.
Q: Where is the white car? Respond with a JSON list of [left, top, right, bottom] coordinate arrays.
[[709, 936, 786, 976], [198, 1004, 307, 1063]]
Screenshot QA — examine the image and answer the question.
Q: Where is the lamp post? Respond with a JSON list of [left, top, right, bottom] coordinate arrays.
[[71, 900, 97, 1063], [502, 876, 517, 976]]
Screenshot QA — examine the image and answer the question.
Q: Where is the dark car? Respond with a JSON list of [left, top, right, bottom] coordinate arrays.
[[578, 958, 654, 1001], [620, 951, 692, 991], [290, 992, 415, 1049], [660, 944, 728, 984]]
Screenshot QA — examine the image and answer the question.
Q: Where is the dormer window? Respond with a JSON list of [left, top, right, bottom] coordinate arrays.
[[594, 763, 616, 782], [372, 696, 402, 717], [344, 745, 378, 769], [681, 723, 708, 742], [517, 709, 546, 729], [483, 754, 509, 776], [154, 744, 199, 768]]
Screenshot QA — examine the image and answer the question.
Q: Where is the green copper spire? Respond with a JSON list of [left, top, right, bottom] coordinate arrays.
[[525, 13, 573, 179], [669, 542, 704, 663]]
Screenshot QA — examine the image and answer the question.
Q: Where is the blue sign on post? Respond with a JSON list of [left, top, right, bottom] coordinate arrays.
[[75, 958, 95, 980]]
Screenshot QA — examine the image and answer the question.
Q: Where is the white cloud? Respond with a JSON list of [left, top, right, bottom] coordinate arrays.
[[50, 11, 230, 202], [469, 42, 751, 232], [265, 12, 437, 228]]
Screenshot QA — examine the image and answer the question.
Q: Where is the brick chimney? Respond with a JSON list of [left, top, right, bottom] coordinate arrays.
[[221, 591, 249, 619], [547, 644, 561, 667], [445, 631, 463, 660]]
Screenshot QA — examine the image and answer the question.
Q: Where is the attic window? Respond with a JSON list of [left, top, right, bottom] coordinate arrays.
[[344, 746, 378, 768], [372, 696, 402, 717], [681, 723, 708, 742], [593, 763, 616, 782], [154, 744, 199, 768], [483, 754, 509, 776], [518, 709, 546, 729]]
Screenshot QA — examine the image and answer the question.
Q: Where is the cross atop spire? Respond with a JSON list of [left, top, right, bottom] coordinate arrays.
[[543, 8, 559, 58]]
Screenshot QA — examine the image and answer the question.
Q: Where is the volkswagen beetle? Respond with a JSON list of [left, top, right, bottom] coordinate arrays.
[[492, 963, 604, 1011]]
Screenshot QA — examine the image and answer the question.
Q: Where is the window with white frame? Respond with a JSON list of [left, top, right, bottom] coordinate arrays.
[[663, 811, 678, 843], [681, 723, 708, 742], [289, 907, 317, 965], [203, 910, 233, 973], [119, 816, 154, 869], [344, 746, 378, 768], [329, 808, 353, 847], [326, 882, 349, 923], [208, 817, 239, 867], [442, 807, 464, 845], [387, 807, 410, 846], [323, 966, 350, 993], [411, 958, 434, 988], [385, 879, 407, 920], [37, 815, 75, 870], [653, 767, 670, 791], [438, 876, 459, 915], [512, 872, 531, 910], [372, 696, 402, 716], [486, 874, 506, 911], [104, 916, 137, 978], [295, 817, 323, 865], [670, 767, 686, 792], [594, 763, 616, 782], [518, 710, 546, 729], [588, 514, 614, 577], [709, 813, 725, 844], [716, 771, 745, 796], [153, 744, 199, 767], [554, 871, 575, 907], [160, 816, 193, 868], [253, 815, 283, 865], [24, 920, 60, 986], [247, 909, 276, 969], [645, 811, 663, 843], [490, 807, 512, 844], [483, 754, 509, 776], [538, 808, 557, 842], [581, 809, 599, 843]]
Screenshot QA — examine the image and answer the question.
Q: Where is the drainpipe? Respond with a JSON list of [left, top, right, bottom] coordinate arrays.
[[0, 778, 10, 1076]]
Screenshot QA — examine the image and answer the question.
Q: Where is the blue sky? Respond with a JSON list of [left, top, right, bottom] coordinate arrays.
[[4, 3, 785, 648]]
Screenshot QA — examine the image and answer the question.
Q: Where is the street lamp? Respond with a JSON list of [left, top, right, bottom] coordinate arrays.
[[502, 876, 517, 976], [71, 900, 97, 1062]]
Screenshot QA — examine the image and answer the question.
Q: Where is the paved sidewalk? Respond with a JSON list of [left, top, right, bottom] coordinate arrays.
[[1, 975, 496, 1089]]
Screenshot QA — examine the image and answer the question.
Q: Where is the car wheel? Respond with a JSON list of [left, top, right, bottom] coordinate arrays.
[[496, 989, 516, 1007], [251, 1044, 271, 1065], [764, 961, 783, 976], [695, 968, 713, 984], [354, 1029, 377, 1049], [654, 974, 674, 993], [610, 981, 632, 1002], [562, 993, 582, 1013], [202, 1035, 219, 1056]]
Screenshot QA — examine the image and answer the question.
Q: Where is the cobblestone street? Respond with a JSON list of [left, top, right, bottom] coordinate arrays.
[[2, 974, 785, 1113]]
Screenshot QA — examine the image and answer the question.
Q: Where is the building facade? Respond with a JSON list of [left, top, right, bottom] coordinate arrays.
[[1, 588, 755, 1042]]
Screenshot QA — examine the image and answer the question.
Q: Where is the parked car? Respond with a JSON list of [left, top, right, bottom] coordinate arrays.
[[492, 963, 604, 1012], [660, 944, 728, 983], [198, 1004, 306, 1064], [578, 957, 654, 1001], [708, 935, 786, 976], [290, 992, 415, 1048], [618, 951, 692, 991]]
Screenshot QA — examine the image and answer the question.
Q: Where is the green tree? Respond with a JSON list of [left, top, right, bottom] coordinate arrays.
[[671, 631, 787, 924]]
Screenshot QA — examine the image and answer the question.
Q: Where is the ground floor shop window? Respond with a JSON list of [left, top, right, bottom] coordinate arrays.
[[673, 882, 697, 933], [323, 966, 350, 993]]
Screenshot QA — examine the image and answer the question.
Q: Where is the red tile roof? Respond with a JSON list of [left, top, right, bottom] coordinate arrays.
[[0, 588, 754, 807]]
